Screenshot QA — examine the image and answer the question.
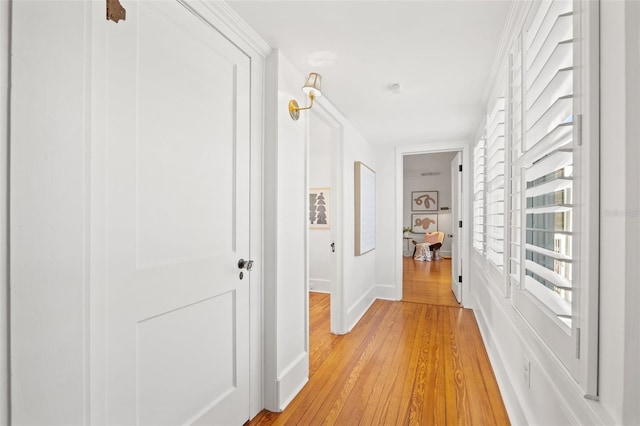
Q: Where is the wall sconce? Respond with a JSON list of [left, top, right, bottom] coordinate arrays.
[[289, 73, 322, 121]]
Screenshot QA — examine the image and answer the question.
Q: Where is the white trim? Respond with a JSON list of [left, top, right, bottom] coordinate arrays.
[[346, 286, 376, 332], [262, 51, 280, 412], [248, 38, 266, 422], [195, 0, 271, 57], [621, 3, 640, 422], [312, 99, 346, 335], [375, 284, 397, 301], [275, 352, 309, 412], [573, 0, 600, 398], [309, 279, 331, 293], [481, 0, 534, 116], [0, 0, 9, 423], [472, 308, 528, 426]]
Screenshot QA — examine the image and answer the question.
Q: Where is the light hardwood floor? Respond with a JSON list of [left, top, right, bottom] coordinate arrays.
[[248, 291, 510, 425], [402, 256, 460, 307]]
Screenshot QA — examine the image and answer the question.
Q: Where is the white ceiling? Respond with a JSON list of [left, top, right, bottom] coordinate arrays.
[[227, 0, 513, 147]]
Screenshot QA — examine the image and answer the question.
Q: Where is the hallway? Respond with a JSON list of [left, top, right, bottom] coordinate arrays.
[[248, 293, 509, 425]]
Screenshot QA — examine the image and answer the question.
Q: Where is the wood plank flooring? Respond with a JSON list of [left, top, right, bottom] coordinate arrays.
[[402, 256, 460, 307], [248, 292, 510, 425]]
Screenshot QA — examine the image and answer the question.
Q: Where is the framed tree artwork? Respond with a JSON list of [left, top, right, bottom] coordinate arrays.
[[412, 191, 438, 211], [309, 188, 330, 229]]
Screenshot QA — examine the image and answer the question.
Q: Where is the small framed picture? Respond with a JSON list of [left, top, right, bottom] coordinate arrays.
[[309, 188, 330, 229], [411, 213, 438, 233], [411, 191, 438, 211]]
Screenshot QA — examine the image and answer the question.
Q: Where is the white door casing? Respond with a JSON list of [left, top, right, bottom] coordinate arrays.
[[451, 152, 462, 302], [95, 1, 252, 424]]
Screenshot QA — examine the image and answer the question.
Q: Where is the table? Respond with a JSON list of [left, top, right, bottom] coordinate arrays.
[[403, 236, 413, 257]]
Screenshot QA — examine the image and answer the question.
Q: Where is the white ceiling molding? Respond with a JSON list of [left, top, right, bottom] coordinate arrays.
[[200, 0, 271, 57], [480, 0, 534, 108]]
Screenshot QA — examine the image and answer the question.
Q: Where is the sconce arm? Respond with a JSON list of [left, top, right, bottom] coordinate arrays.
[[295, 93, 316, 112], [289, 91, 318, 121]]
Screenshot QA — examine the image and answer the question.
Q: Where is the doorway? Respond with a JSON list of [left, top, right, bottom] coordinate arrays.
[[308, 107, 343, 334], [401, 151, 461, 306]]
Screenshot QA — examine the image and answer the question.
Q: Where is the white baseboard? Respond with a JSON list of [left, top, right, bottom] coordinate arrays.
[[346, 287, 376, 332], [472, 301, 528, 426], [309, 278, 331, 293], [376, 284, 398, 300], [275, 351, 309, 412], [470, 257, 614, 426]]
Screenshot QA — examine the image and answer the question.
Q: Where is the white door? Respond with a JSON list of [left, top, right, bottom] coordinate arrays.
[[451, 152, 462, 302], [98, 1, 251, 424]]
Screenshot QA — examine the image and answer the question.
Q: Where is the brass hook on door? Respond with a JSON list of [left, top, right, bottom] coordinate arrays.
[[106, 0, 126, 23]]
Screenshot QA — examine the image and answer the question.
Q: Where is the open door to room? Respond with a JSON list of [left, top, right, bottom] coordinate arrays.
[[451, 151, 463, 302], [401, 151, 461, 307], [308, 110, 340, 332]]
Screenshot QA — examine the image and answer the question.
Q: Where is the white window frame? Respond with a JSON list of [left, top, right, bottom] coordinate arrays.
[[572, 0, 599, 396], [476, 0, 599, 396]]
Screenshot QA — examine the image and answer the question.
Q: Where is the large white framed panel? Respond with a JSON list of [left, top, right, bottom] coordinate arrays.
[[135, 5, 239, 268], [138, 293, 237, 426]]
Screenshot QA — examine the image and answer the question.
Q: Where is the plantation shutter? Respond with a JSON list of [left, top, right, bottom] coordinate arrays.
[[473, 136, 486, 254], [508, 34, 524, 288], [485, 98, 506, 270], [522, 0, 574, 326]]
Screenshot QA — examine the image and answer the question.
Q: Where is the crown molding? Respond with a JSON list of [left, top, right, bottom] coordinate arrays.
[[199, 0, 272, 57], [481, 0, 533, 107], [468, 0, 533, 141]]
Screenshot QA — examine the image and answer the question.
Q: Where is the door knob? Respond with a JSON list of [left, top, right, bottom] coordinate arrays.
[[238, 259, 254, 271]]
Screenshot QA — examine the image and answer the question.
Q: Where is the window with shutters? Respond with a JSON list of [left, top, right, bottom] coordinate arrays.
[[512, 0, 579, 376], [474, 0, 598, 394]]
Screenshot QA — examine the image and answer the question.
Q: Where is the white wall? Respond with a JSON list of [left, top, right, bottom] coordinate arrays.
[[309, 114, 333, 293], [338, 117, 377, 331], [10, 2, 89, 422], [469, 1, 640, 425], [403, 152, 457, 256], [263, 50, 309, 411], [374, 146, 397, 298]]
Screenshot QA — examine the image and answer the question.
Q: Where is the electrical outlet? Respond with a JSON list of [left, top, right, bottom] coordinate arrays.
[[523, 355, 531, 389]]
